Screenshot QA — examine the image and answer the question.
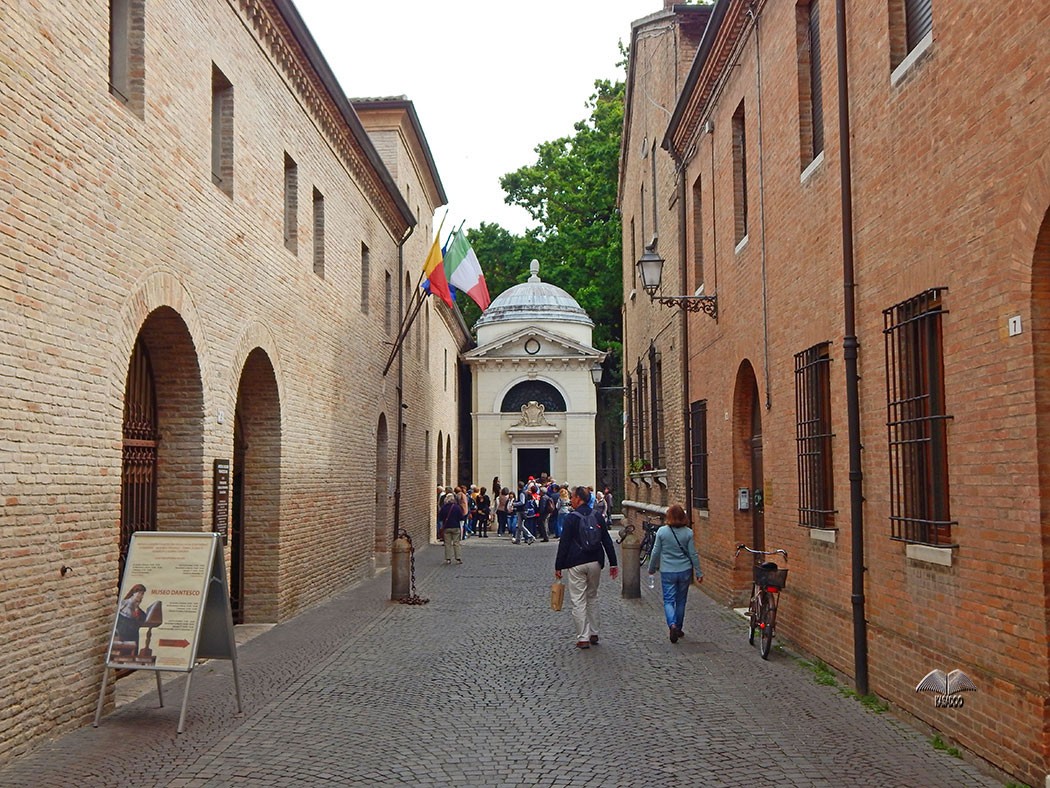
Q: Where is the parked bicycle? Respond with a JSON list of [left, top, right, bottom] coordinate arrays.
[[638, 520, 661, 565], [735, 543, 789, 659]]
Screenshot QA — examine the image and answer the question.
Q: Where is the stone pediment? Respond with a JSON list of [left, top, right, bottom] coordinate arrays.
[[463, 326, 604, 364]]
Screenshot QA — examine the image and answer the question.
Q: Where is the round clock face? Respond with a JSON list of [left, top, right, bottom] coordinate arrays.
[[524, 338, 541, 355]]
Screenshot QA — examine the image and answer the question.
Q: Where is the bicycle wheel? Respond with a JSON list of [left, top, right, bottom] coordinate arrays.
[[639, 534, 654, 565], [747, 591, 760, 646], [759, 594, 776, 659]]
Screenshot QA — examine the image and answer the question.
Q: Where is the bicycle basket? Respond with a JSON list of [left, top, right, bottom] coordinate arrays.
[[754, 562, 788, 589]]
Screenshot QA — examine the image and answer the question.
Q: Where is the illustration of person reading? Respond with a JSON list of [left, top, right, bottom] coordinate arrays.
[[111, 584, 162, 665]]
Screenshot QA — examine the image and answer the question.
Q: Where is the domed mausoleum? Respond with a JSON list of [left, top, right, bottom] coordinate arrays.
[[464, 260, 606, 487]]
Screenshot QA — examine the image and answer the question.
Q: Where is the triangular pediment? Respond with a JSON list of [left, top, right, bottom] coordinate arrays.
[[463, 326, 604, 363]]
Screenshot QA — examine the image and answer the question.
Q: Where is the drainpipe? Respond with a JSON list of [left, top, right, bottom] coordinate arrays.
[[751, 5, 772, 411], [393, 223, 414, 543], [676, 172, 692, 512], [836, 0, 868, 696]]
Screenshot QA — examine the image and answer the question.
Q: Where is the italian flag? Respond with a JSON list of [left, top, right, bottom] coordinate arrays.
[[444, 229, 491, 311]]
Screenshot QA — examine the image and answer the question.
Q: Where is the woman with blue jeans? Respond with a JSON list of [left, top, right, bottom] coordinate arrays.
[[646, 504, 703, 643]]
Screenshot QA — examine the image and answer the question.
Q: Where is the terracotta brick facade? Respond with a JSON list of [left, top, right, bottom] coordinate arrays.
[[0, 0, 466, 763], [619, 5, 712, 529], [651, 0, 1050, 782]]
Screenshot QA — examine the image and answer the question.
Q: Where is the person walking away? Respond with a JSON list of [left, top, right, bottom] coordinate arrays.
[[474, 487, 492, 538], [554, 486, 619, 649], [595, 491, 610, 527], [514, 485, 537, 546], [538, 487, 557, 542], [556, 486, 572, 539], [646, 504, 703, 642], [496, 487, 511, 537], [525, 483, 547, 541], [438, 493, 466, 564]]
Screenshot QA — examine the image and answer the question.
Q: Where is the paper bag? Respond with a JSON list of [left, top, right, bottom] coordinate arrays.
[[550, 581, 565, 611]]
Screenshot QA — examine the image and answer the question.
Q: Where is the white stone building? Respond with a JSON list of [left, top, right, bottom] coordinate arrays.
[[464, 261, 605, 489]]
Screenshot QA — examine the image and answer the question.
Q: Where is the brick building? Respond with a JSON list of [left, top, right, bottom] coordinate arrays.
[[644, 0, 1050, 782], [0, 0, 467, 764], [619, 3, 712, 530]]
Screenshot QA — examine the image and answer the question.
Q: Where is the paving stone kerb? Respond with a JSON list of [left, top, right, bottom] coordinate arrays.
[[0, 539, 1002, 788]]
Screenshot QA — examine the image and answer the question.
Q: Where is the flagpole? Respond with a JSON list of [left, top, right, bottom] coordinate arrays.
[[381, 211, 456, 377], [382, 273, 429, 376]]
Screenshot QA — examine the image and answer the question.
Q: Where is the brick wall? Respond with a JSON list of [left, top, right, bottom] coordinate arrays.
[[667, 0, 1050, 782], [0, 0, 461, 763]]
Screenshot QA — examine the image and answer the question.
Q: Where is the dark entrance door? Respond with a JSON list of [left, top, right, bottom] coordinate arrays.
[[517, 448, 550, 484], [749, 381, 765, 552], [230, 412, 246, 624], [120, 338, 158, 583]]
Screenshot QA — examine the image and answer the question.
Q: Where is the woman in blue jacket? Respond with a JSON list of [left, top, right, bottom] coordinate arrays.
[[647, 504, 703, 643]]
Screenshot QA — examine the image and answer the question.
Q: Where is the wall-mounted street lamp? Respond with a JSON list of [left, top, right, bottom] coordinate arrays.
[[636, 244, 718, 319]]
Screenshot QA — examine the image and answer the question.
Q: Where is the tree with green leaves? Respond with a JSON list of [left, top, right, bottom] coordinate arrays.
[[458, 77, 624, 385]]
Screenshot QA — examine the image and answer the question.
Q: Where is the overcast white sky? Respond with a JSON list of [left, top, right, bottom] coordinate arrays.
[[292, 0, 661, 236]]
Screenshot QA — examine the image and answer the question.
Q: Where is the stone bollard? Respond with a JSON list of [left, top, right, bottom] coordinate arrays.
[[391, 534, 411, 601], [620, 527, 641, 598]]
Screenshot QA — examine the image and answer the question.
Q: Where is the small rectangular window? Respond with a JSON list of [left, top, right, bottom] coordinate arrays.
[[890, 0, 933, 70], [732, 101, 748, 244], [384, 271, 392, 334], [109, 0, 144, 114], [691, 175, 704, 290], [283, 154, 297, 253], [649, 344, 663, 469], [689, 400, 709, 510], [312, 188, 324, 277], [795, 343, 835, 529], [796, 1, 824, 169], [360, 242, 370, 314], [884, 288, 953, 545], [211, 65, 234, 197]]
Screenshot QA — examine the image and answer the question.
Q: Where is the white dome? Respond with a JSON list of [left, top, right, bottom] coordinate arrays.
[[474, 260, 593, 329]]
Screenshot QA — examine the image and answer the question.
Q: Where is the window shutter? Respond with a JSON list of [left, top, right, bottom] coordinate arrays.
[[905, 0, 932, 51]]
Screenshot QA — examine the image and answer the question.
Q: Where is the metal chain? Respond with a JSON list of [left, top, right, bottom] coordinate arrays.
[[397, 529, 429, 605]]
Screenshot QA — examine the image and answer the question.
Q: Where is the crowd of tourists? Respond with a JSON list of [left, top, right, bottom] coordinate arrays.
[[435, 475, 612, 563]]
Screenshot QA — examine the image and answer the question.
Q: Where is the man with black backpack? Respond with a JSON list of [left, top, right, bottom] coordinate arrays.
[[554, 486, 619, 649]]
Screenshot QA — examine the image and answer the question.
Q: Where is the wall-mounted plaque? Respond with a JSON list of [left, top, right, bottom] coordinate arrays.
[[213, 459, 230, 544]]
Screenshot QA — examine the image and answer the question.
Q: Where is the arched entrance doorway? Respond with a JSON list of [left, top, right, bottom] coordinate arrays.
[[733, 361, 764, 559], [120, 338, 158, 581], [375, 414, 390, 568], [231, 348, 281, 623], [119, 307, 204, 582]]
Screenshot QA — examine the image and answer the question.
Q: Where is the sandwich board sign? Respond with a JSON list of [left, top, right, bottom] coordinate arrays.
[[94, 531, 242, 733]]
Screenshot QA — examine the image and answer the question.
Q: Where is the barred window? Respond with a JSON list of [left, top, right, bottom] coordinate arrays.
[[649, 344, 664, 468], [312, 188, 324, 277], [283, 153, 297, 253], [689, 400, 708, 510], [884, 288, 954, 545], [795, 343, 835, 528]]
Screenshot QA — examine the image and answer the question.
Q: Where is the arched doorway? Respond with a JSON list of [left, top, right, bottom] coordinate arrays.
[[231, 348, 281, 623], [119, 307, 204, 584], [120, 337, 158, 582], [733, 361, 764, 557], [437, 430, 444, 487], [375, 414, 390, 567]]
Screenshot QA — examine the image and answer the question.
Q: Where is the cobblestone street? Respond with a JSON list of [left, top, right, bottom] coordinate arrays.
[[0, 537, 1003, 787]]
